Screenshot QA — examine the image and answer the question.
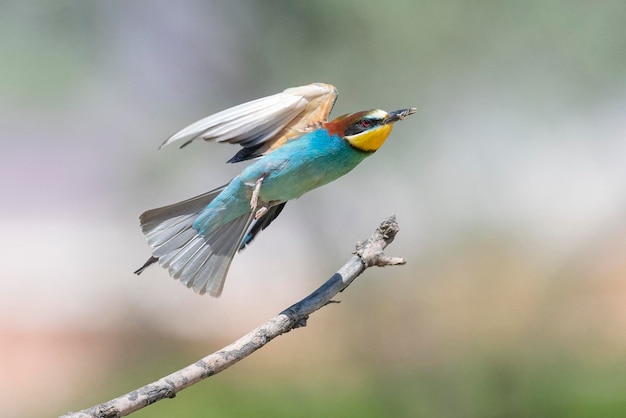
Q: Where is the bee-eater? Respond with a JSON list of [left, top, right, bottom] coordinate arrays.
[[135, 83, 415, 297]]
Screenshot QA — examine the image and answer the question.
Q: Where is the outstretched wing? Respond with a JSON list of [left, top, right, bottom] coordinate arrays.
[[160, 82, 338, 162]]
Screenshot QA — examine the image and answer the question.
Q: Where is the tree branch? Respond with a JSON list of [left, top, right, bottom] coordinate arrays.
[[61, 215, 405, 418]]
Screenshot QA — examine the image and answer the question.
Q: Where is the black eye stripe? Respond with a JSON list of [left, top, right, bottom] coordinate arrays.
[[345, 117, 379, 136]]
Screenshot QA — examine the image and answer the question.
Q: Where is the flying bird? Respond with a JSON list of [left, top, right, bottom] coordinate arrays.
[[135, 82, 415, 297]]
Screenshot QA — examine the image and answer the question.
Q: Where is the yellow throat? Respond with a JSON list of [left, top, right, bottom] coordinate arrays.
[[346, 123, 393, 152]]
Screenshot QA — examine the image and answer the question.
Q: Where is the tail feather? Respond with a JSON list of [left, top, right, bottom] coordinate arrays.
[[174, 237, 211, 282], [145, 214, 196, 246], [136, 184, 254, 297], [139, 186, 227, 229], [151, 226, 198, 257], [184, 213, 252, 295], [134, 256, 158, 275]]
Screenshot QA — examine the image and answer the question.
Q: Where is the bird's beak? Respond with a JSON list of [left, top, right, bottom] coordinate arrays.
[[384, 108, 417, 124]]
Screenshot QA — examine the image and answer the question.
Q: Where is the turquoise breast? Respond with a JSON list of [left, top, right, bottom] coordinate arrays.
[[241, 129, 370, 203]]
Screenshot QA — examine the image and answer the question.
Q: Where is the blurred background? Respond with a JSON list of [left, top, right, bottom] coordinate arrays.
[[2, 1, 626, 417]]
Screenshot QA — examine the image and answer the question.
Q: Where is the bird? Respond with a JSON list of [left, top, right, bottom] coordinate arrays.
[[135, 82, 415, 297]]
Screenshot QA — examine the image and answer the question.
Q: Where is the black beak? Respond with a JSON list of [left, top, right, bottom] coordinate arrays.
[[384, 108, 417, 124]]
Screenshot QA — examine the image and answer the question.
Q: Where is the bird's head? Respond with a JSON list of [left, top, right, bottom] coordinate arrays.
[[324, 108, 416, 152]]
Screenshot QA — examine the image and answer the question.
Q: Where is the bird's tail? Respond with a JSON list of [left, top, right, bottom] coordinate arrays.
[[135, 185, 253, 297]]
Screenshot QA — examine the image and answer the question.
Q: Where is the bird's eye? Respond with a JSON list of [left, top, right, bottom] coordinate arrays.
[[345, 117, 377, 136]]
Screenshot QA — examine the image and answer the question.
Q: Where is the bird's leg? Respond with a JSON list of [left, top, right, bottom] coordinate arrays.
[[250, 177, 264, 210], [250, 177, 268, 219]]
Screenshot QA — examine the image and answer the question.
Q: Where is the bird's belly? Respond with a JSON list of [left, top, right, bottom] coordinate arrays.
[[236, 133, 369, 204], [258, 156, 359, 202]]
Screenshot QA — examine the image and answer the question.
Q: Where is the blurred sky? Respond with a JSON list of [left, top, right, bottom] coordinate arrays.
[[1, 1, 626, 417]]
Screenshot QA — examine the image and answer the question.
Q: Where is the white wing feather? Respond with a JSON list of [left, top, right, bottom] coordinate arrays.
[[159, 83, 337, 150]]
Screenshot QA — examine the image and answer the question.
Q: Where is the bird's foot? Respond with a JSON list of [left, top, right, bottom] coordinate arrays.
[[254, 207, 268, 219]]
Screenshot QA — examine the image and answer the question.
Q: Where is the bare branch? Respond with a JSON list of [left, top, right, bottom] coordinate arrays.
[[61, 216, 405, 418]]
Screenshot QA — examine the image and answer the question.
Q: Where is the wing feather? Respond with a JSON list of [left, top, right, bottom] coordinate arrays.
[[160, 83, 338, 161]]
